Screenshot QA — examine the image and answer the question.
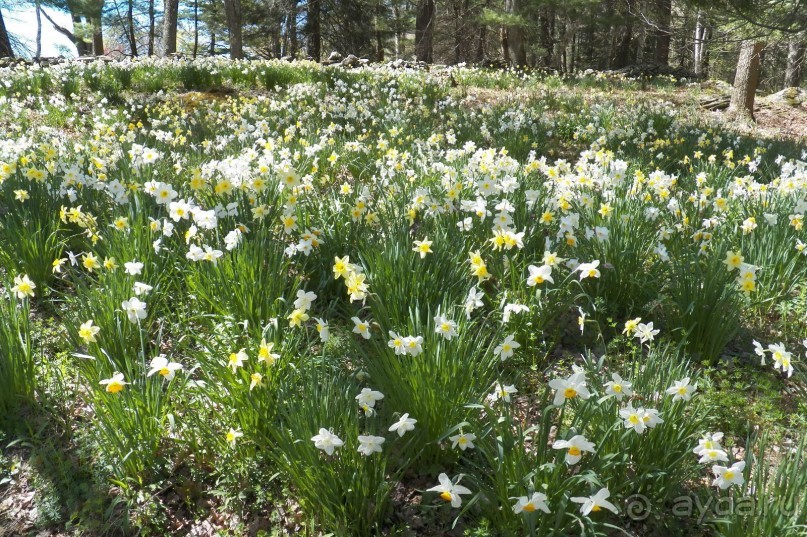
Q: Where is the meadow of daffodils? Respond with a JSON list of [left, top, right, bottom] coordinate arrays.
[[0, 58, 806, 536]]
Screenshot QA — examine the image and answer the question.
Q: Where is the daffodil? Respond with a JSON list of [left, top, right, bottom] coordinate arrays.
[[228, 348, 248, 372], [78, 320, 100, 344], [147, 355, 183, 381], [357, 435, 385, 456], [494, 335, 520, 360], [622, 317, 641, 336], [249, 372, 263, 390], [512, 492, 551, 514], [576, 260, 601, 280], [257, 339, 280, 365], [603, 373, 632, 401], [634, 322, 659, 344], [355, 387, 384, 414], [449, 432, 476, 451], [313, 317, 330, 342], [552, 434, 596, 465], [549, 372, 591, 406], [427, 473, 471, 508], [571, 488, 618, 515], [311, 428, 343, 455], [100, 372, 128, 394], [351, 316, 371, 340], [723, 250, 744, 271], [388, 413, 417, 437], [412, 237, 433, 258], [489, 382, 518, 403], [121, 297, 147, 323], [226, 428, 243, 447], [287, 308, 310, 328], [526, 264, 553, 286], [693, 432, 725, 458], [666, 377, 698, 401], [712, 461, 745, 489], [11, 274, 36, 299], [433, 315, 458, 340]]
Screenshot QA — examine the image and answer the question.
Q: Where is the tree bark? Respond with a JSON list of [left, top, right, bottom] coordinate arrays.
[[223, 0, 243, 58], [306, 0, 321, 60], [376, 0, 385, 61], [614, 22, 632, 68], [91, 16, 104, 55], [162, 0, 179, 55], [415, 0, 434, 63], [35, 0, 42, 58], [653, 0, 671, 65], [285, 0, 298, 57], [148, 0, 155, 55], [538, 7, 555, 67], [693, 10, 707, 76], [728, 40, 764, 121], [784, 40, 805, 88], [0, 8, 12, 58], [128, 0, 138, 55], [504, 0, 526, 66], [193, 0, 198, 58]]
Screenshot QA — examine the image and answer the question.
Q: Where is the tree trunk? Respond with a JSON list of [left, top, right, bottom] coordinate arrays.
[[393, 3, 402, 57], [538, 7, 554, 67], [162, 0, 179, 55], [376, 0, 385, 61], [693, 10, 707, 76], [91, 17, 104, 55], [635, 23, 646, 63], [504, 0, 526, 66], [728, 40, 764, 121], [35, 0, 42, 58], [0, 8, 12, 58], [285, 0, 298, 57], [223, 0, 243, 59], [147, 0, 154, 54], [415, 0, 434, 63], [452, 0, 461, 64], [614, 22, 632, 68], [500, 27, 509, 63], [128, 0, 138, 55], [475, 0, 489, 63], [193, 0, 199, 58], [209, 32, 215, 55], [653, 0, 670, 64], [784, 40, 805, 88], [306, 0, 321, 60]]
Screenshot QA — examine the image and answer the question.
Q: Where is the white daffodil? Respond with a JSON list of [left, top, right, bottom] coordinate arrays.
[[603, 372, 632, 401], [433, 315, 458, 340], [121, 297, 147, 323], [494, 335, 520, 360], [549, 372, 591, 406], [311, 428, 344, 455], [357, 435, 385, 456], [512, 492, 551, 514], [352, 316, 372, 340], [388, 413, 417, 437], [666, 377, 698, 401], [552, 434, 596, 465], [427, 473, 471, 508], [449, 432, 477, 451], [712, 461, 746, 489], [147, 354, 183, 381], [489, 382, 518, 403], [571, 487, 618, 515], [526, 264, 553, 286]]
